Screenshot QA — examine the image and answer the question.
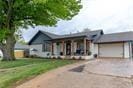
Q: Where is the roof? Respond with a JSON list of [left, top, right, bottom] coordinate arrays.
[[29, 30, 103, 43], [54, 30, 103, 39], [95, 31, 133, 43], [40, 30, 61, 39], [15, 42, 29, 50], [28, 30, 103, 44], [40, 30, 103, 39]]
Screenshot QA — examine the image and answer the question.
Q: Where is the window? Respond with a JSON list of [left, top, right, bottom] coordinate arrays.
[[42, 42, 51, 52]]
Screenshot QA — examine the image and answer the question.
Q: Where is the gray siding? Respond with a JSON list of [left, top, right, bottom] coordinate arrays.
[[30, 32, 52, 45], [30, 44, 51, 57]]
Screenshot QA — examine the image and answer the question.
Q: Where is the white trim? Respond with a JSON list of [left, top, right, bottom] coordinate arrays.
[[124, 42, 130, 58]]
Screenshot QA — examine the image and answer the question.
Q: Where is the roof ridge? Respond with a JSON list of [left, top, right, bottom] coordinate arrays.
[[39, 30, 60, 36], [59, 29, 103, 36], [104, 31, 133, 35]]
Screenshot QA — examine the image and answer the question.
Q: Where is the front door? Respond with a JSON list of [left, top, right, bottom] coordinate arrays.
[[66, 43, 71, 55]]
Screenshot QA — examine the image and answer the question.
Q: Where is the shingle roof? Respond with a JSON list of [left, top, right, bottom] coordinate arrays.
[[95, 31, 133, 43], [41, 30, 103, 39], [15, 42, 29, 50], [28, 30, 103, 44], [40, 30, 61, 39]]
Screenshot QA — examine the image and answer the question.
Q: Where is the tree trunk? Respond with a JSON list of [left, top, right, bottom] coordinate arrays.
[[0, 0, 16, 61], [1, 35, 16, 61]]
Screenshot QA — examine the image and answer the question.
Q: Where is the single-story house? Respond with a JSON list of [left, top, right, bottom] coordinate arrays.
[[14, 42, 30, 58], [15, 42, 29, 50], [28, 30, 133, 59], [0, 42, 30, 58]]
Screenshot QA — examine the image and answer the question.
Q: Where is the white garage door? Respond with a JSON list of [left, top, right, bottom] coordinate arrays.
[[99, 43, 124, 58]]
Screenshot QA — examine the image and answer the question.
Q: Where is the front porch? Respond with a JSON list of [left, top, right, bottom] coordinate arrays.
[[51, 38, 94, 59]]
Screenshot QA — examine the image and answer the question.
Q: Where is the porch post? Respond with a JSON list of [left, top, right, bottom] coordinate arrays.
[[62, 41, 65, 55], [51, 42, 54, 55], [84, 38, 87, 55], [71, 40, 74, 55]]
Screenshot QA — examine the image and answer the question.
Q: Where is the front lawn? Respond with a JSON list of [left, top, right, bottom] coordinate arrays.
[[0, 58, 77, 88]]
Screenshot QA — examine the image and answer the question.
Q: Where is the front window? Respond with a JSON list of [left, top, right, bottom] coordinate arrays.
[[77, 42, 84, 51], [42, 42, 51, 52]]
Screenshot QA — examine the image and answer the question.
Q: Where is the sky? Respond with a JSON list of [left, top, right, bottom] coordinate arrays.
[[23, 0, 133, 42]]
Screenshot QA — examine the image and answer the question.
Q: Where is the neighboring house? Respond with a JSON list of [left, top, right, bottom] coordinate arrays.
[[28, 30, 133, 59], [15, 42, 29, 50], [0, 42, 30, 58], [14, 42, 30, 58]]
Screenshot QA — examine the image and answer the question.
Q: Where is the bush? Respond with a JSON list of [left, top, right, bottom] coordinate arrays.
[[72, 57, 76, 60], [94, 54, 98, 58], [57, 56, 61, 59], [88, 51, 92, 55], [29, 54, 37, 58], [52, 56, 56, 59]]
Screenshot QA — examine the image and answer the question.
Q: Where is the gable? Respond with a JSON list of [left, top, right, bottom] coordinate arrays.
[[91, 30, 104, 42], [29, 31, 52, 45]]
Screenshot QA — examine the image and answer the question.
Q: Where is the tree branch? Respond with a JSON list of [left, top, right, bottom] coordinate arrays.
[[6, 0, 14, 29]]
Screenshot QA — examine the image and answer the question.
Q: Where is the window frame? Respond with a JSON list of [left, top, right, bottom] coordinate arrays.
[[42, 42, 51, 52]]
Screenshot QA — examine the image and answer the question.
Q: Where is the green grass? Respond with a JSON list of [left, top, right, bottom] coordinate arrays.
[[0, 58, 77, 88]]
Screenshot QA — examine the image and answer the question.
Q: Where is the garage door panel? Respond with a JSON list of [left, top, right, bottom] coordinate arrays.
[[99, 43, 123, 58]]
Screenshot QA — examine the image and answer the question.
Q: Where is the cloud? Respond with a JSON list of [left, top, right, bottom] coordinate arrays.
[[23, 0, 133, 42]]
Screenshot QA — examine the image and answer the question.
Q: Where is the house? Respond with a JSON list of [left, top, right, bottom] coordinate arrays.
[[15, 42, 29, 50], [0, 42, 30, 58], [28, 30, 133, 59], [14, 42, 30, 58]]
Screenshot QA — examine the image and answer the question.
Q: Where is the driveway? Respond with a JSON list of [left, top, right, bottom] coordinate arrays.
[[16, 59, 133, 88], [84, 59, 133, 77]]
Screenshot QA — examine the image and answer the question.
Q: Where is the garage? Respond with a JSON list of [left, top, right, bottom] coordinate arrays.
[[98, 43, 124, 58]]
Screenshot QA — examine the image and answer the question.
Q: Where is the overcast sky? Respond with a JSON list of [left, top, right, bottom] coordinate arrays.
[[23, 0, 133, 42]]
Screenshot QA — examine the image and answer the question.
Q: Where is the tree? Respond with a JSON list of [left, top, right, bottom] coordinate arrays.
[[0, 0, 82, 61]]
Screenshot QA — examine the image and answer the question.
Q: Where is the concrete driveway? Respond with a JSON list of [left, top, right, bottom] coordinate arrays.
[[84, 59, 133, 77], [16, 59, 133, 88]]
